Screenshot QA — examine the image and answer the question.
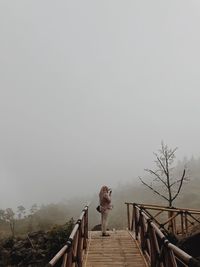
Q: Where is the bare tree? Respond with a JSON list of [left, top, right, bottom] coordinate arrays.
[[139, 142, 188, 207]]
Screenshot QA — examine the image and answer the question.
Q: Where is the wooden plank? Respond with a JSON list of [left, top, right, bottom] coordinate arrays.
[[83, 230, 147, 267]]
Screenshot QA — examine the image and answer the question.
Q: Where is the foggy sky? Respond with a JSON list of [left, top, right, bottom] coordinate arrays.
[[1, 1, 200, 209]]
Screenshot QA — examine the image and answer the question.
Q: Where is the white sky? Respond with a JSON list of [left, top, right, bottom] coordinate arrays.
[[0, 1, 200, 208]]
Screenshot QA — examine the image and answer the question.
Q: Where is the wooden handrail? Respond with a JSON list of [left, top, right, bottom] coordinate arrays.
[[126, 203, 200, 267], [47, 203, 89, 267], [126, 202, 200, 235], [125, 202, 200, 214]]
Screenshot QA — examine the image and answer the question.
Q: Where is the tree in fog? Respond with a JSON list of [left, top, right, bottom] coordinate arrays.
[[4, 208, 15, 236], [139, 142, 188, 207], [0, 209, 5, 222], [17, 205, 26, 219], [30, 203, 38, 215]]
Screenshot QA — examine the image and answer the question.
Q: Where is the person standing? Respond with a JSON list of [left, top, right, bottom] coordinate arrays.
[[99, 185, 112, 236]]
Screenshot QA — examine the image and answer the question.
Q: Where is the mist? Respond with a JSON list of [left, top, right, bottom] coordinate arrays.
[[1, 1, 200, 209]]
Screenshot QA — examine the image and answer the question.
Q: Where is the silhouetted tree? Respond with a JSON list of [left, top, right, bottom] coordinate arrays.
[[30, 203, 38, 215], [139, 142, 188, 207], [17, 205, 26, 219], [4, 208, 15, 236], [0, 209, 5, 222]]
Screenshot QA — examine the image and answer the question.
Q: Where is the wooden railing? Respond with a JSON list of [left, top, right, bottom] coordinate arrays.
[[126, 203, 200, 236], [47, 204, 89, 267], [126, 203, 200, 267]]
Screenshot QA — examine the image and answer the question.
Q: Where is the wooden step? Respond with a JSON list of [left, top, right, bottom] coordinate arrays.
[[83, 230, 147, 267]]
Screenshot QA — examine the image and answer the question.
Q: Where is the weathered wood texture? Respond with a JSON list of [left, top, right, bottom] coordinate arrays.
[[84, 230, 147, 267]]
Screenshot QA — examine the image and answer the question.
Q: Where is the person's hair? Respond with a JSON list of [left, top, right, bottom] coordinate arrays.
[[99, 185, 109, 195], [99, 185, 111, 204]]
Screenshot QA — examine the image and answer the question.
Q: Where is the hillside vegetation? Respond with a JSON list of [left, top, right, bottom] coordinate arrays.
[[0, 157, 200, 265]]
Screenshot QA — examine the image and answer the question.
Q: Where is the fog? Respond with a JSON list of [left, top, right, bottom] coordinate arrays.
[[0, 1, 200, 209]]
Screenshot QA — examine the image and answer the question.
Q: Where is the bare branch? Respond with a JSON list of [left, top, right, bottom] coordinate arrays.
[[172, 169, 186, 201], [168, 148, 178, 160], [170, 175, 188, 188], [144, 168, 168, 187], [139, 177, 169, 202], [155, 154, 168, 176]]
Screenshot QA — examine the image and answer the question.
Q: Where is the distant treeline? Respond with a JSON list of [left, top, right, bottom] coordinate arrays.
[[1, 156, 200, 237]]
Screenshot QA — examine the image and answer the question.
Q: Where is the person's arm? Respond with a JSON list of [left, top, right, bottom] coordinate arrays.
[[104, 192, 111, 203]]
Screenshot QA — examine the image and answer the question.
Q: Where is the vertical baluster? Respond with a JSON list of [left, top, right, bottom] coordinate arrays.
[[173, 211, 177, 235], [165, 249, 178, 267], [180, 211, 184, 235], [131, 204, 135, 231], [149, 224, 157, 267], [66, 248, 73, 267], [74, 231, 79, 267], [61, 253, 68, 267], [146, 223, 151, 262], [77, 220, 83, 267], [135, 207, 139, 240], [149, 223, 163, 267], [140, 214, 145, 251], [127, 203, 130, 230], [83, 210, 88, 249], [185, 212, 188, 235]]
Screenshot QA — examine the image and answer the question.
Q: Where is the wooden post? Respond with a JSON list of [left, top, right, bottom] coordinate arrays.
[[168, 210, 175, 235], [61, 253, 68, 267], [149, 225, 157, 267], [166, 249, 178, 267], [185, 212, 188, 235], [180, 212, 184, 235], [131, 204, 135, 231], [77, 220, 83, 267], [135, 207, 139, 240], [66, 248, 73, 267], [140, 214, 146, 252], [127, 203, 131, 230], [83, 210, 88, 249]]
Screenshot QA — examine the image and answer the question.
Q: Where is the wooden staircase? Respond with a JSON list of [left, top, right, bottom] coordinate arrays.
[[84, 230, 147, 267]]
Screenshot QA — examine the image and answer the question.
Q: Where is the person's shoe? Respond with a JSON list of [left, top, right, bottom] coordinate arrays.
[[102, 233, 110, 237]]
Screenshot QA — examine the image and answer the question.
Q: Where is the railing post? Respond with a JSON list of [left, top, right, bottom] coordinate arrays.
[[173, 211, 177, 234], [135, 206, 139, 240], [61, 253, 67, 267], [180, 211, 184, 235], [83, 207, 88, 249], [127, 203, 131, 230], [164, 249, 177, 267], [66, 241, 73, 267], [185, 211, 189, 235], [76, 219, 83, 267], [168, 210, 174, 235], [131, 204, 135, 231], [149, 223, 157, 267], [140, 213, 146, 252]]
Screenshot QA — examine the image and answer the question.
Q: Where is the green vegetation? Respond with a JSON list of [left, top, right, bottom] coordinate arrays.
[[0, 220, 74, 266]]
